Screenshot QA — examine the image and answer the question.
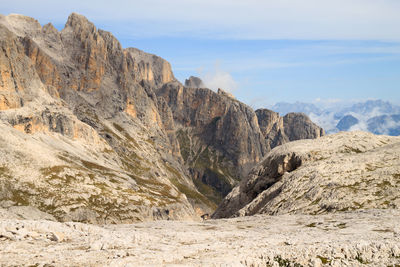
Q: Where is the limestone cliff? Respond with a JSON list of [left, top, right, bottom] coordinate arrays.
[[184, 76, 205, 88], [158, 83, 323, 204], [157, 82, 267, 203], [256, 109, 324, 150], [0, 13, 324, 222], [0, 13, 210, 223], [213, 131, 400, 218]]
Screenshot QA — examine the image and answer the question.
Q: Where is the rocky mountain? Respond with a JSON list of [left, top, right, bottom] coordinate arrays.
[[256, 109, 324, 149], [367, 114, 400, 136], [157, 83, 324, 203], [0, 13, 204, 223], [213, 131, 400, 218], [184, 76, 205, 88], [0, 13, 323, 223], [336, 100, 400, 118], [272, 100, 400, 135], [336, 114, 359, 131]]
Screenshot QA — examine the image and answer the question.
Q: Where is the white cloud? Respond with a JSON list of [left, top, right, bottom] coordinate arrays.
[[348, 121, 368, 132], [309, 112, 339, 133], [308, 104, 400, 135], [199, 62, 238, 92], [2, 0, 400, 40]]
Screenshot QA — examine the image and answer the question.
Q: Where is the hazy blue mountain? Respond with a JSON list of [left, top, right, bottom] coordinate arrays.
[[336, 115, 359, 131], [269, 100, 400, 136], [271, 102, 322, 116], [340, 100, 400, 116], [367, 114, 400, 136]]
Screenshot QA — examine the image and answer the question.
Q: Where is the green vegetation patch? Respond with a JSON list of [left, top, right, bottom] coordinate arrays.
[[343, 145, 363, 154], [176, 129, 191, 162], [306, 222, 317, 227], [355, 253, 370, 264], [165, 163, 216, 209], [274, 256, 303, 267], [112, 122, 140, 148], [317, 256, 331, 265], [81, 160, 112, 172], [336, 222, 347, 229], [193, 178, 222, 205], [0, 166, 11, 178]]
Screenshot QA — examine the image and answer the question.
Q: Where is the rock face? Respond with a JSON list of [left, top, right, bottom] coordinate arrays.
[[0, 13, 208, 223], [157, 82, 267, 203], [0, 13, 324, 222], [184, 76, 205, 88], [213, 131, 400, 218], [157, 82, 324, 204], [256, 109, 324, 150]]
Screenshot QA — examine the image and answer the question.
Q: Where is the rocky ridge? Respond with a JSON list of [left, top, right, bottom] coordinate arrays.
[[158, 80, 324, 203], [0, 13, 323, 223], [214, 131, 400, 218], [256, 109, 324, 150], [0, 13, 205, 223]]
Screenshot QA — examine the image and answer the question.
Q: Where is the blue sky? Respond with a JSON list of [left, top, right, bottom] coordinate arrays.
[[1, 0, 400, 108]]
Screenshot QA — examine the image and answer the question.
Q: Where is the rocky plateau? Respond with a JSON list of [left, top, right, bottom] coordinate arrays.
[[214, 131, 400, 218], [1, 208, 400, 266], [1, 12, 399, 267]]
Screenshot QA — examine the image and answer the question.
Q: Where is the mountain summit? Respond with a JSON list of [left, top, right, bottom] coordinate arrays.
[[0, 13, 323, 223]]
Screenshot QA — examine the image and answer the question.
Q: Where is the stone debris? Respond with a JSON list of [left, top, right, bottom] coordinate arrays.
[[0, 209, 399, 266]]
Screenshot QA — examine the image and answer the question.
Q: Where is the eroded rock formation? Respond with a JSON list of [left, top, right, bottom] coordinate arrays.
[[213, 131, 400, 218], [0, 13, 324, 222]]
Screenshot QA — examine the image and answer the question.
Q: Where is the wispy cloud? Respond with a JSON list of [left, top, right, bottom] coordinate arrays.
[[198, 62, 238, 92], [2, 0, 400, 40]]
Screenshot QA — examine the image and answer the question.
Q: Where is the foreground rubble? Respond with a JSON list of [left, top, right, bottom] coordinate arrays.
[[1, 209, 399, 266]]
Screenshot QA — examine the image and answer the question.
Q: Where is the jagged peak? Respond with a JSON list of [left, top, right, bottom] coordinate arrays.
[[42, 22, 58, 34], [217, 88, 235, 99], [65, 12, 95, 32], [184, 76, 205, 88], [283, 112, 309, 119], [255, 108, 278, 115], [126, 47, 168, 63], [0, 13, 42, 37]]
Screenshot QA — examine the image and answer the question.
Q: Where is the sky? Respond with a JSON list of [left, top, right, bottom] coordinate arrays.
[[1, 0, 400, 108]]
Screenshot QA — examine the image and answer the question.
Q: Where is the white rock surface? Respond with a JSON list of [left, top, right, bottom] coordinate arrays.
[[214, 131, 400, 218], [1, 209, 399, 266]]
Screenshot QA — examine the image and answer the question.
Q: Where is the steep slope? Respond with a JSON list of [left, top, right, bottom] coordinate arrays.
[[157, 82, 267, 203], [0, 13, 213, 223], [0, 13, 325, 222], [214, 131, 400, 218], [156, 83, 324, 204], [256, 109, 324, 149]]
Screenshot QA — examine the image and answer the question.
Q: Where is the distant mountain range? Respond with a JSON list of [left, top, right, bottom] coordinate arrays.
[[270, 100, 400, 136]]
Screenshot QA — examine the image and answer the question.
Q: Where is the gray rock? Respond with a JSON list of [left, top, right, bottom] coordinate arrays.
[[213, 131, 400, 218], [184, 76, 205, 88], [1, 209, 399, 266], [0, 12, 325, 222]]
